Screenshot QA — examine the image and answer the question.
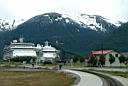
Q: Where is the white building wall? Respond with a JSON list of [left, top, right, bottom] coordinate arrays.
[[105, 54, 111, 66], [105, 52, 121, 66], [40, 52, 57, 62], [13, 49, 36, 57], [43, 52, 56, 58], [111, 52, 120, 66]]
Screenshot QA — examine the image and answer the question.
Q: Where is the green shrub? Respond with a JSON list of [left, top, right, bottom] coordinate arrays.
[[119, 55, 127, 63], [80, 58, 85, 63], [99, 55, 105, 65], [88, 56, 97, 66], [10, 56, 36, 62], [109, 54, 115, 64], [73, 56, 79, 63]]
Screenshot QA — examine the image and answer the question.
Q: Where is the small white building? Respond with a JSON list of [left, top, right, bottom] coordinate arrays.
[[39, 41, 60, 63], [3, 38, 36, 60], [89, 50, 121, 67]]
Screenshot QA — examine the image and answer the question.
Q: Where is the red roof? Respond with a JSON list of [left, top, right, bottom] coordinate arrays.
[[92, 50, 113, 55]]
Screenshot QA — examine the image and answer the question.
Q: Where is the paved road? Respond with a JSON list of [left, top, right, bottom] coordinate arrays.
[[79, 67, 128, 86], [62, 69, 103, 86]]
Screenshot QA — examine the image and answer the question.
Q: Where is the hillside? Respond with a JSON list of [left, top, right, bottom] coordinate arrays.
[[103, 22, 128, 52], [0, 12, 123, 58]]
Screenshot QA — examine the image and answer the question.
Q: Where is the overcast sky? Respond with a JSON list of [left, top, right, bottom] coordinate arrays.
[[0, 0, 128, 22]]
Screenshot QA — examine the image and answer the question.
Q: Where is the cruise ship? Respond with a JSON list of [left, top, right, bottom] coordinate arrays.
[[40, 41, 60, 63], [3, 38, 36, 60], [3, 38, 60, 63]]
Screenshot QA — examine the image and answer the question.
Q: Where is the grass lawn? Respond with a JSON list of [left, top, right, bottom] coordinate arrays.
[[97, 70, 128, 78], [87, 69, 128, 78], [0, 71, 75, 86]]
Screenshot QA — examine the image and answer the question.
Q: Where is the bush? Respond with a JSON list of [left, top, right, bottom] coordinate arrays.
[[99, 55, 105, 65], [119, 55, 127, 63], [88, 56, 97, 66], [80, 58, 85, 63], [109, 54, 115, 64], [10, 56, 36, 62], [73, 56, 79, 63]]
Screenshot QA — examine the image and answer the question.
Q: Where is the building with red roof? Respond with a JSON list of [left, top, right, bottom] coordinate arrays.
[[88, 50, 121, 67], [92, 50, 113, 55]]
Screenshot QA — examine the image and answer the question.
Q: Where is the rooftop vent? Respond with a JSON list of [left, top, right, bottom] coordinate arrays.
[[13, 40, 17, 43], [19, 38, 24, 43]]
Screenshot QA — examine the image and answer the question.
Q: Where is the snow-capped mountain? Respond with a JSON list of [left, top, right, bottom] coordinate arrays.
[[62, 13, 121, 32], [0, 19, 25, 31], [0, 12, 122, 32], [58, 13, 122, 32], [29, 12, 121, 32]]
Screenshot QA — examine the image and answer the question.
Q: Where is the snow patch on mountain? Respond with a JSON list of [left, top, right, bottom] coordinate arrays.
[[65, 19, 70, 23], [40, 12, 122, 32], [106, 19, 122, 27], [0, 19, 25, 31], [61, 13, 121, 32]]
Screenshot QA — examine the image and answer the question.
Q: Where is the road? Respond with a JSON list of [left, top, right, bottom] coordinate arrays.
[[62, 69, 124, 86], [62, 69, 103, 86]]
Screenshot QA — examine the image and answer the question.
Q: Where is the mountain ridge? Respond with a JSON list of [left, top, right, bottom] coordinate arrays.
[[0, 12, 126, 58], [27, 12, 121, 32], [0, 12, 122, 32]]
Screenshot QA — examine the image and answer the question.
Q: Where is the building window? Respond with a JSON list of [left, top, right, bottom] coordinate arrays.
[[115, 54, 118, 57], [109, 54, 112, 56]]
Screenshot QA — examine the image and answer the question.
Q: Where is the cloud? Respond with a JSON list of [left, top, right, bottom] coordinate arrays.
[[0, 0, 128, 21]]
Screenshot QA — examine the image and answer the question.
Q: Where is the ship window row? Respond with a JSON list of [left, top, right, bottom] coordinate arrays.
[[11, 45, 34, 47]]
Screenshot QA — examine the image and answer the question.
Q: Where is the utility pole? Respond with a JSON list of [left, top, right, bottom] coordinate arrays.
[[100, 36, 104, 67], [101, 38, 103, 57]]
